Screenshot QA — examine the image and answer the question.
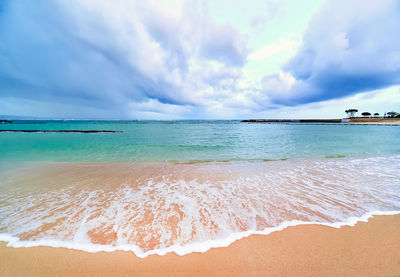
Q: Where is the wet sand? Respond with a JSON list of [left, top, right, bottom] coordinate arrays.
[[1, 214, 399, 277]]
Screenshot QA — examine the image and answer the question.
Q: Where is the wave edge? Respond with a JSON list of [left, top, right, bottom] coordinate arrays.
[[1, 210, 399, 258]]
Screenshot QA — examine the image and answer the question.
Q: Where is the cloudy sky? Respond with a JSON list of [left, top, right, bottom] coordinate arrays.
[[1, 0, 400, 119]]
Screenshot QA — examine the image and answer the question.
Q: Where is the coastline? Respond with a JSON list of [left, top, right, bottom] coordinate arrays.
[[241, 118, 400, 125], [349, 119, 400, 125], [2, 214, 400, 277]]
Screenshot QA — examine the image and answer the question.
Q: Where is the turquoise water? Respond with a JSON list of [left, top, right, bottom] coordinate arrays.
[[1, 120, 400, 256], [1, 120, 400, 162]]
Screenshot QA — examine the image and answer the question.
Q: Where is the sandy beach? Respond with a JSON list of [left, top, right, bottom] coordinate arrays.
[[349, 120, 400, 125], [1, 0, 400, 275], [346, 118, 400, 124], [1, 214, 399, 277]]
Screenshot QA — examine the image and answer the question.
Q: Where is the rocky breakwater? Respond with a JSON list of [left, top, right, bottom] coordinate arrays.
[[0, 120, 13, 124], [0, 130, 123, 133]]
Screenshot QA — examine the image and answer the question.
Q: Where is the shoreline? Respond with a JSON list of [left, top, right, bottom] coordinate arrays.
[[242, 118, 400, 125], [1, 152, 399, 166], [2, 214, 400, 276], [346, 120, 400, 125], [1, 210, 398, 258]]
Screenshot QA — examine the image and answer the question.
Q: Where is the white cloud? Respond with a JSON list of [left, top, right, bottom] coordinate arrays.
[[1, 0, 399, 119], [281, 0, 400, 103], [249, 38, 298, 61], [0, 0, 249, 117], [253, 86, 400, 119]]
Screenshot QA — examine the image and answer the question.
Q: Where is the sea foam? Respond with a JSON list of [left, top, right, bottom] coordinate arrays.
[[1, 210, 399, 258], [1, 155, 400, 258]]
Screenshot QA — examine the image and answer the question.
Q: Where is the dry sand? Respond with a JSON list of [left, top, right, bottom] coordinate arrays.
[[350, 121, 400, 124], [1, 214, 399, 277], [346, 118, 400, 124]]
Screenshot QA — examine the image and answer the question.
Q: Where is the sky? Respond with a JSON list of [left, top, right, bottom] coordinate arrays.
[[0, 0, 400, 119]]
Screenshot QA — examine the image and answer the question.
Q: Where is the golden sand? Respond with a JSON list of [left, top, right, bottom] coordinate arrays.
[[1, 214, 399, 277], [347, 118, 400, 124]]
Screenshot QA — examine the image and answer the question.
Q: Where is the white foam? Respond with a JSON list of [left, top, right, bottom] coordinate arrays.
[[1, 155, 400, 258], [1, 210, 399, 258]]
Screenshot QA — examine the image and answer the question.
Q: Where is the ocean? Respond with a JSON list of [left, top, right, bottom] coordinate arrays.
[[1, 120, 400, 257]]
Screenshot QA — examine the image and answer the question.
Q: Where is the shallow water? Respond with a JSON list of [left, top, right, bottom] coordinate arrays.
[[1, 156, 399, 257], [1, 121, 400, 257], [1, 120, 400, 162]]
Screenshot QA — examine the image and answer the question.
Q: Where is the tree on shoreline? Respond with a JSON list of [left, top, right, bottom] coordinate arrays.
[[387, 111, 399, 118], [345, 109, 358, 118], [361, 112, 371, 117], [374, 113, 379, 117]]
